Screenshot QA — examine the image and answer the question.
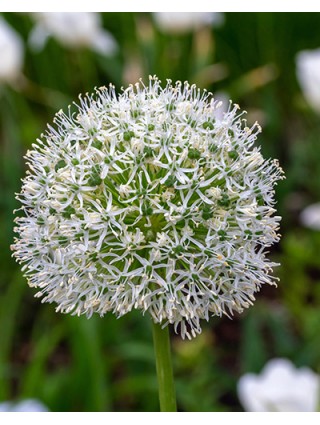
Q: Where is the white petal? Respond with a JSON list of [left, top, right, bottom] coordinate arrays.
[[90, 31, 118, 56], [300, 203, 320, 230], [0, 17, 24, 82], [28, 24, 50, 52], [238, 358, 320, 412]]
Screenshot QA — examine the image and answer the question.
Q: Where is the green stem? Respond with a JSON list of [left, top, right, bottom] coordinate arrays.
[[152, 321, 177, 412]]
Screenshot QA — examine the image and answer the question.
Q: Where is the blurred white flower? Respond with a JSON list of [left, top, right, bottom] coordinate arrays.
[[296, 49, 320, 113], [300, 202, 320, 230], [0, 16, 24, 83], [29, 12, 117, 56], [238, 358, 320, 412], [212, 92, 230, 121], [0, 399, 49, 412], [153, 12, 224, 34]]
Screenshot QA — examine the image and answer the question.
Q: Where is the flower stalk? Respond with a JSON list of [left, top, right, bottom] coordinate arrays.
[[152, 321, 177, 412]]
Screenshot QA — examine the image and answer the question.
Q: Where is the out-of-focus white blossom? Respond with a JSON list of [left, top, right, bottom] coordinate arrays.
[[0, 399, 49, 412], [153, 12, 224, 34], [29, 12, 117, 56], [238, 358, 320, 412], [300, 202, 320, 230], [296, 49, 320, 113], [0, 16, 24, 83], [12, 76, 284, 340], [211, 92, 230, 121]]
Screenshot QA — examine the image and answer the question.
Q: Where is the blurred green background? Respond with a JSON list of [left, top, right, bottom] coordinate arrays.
[[1, 12, 320, 412]]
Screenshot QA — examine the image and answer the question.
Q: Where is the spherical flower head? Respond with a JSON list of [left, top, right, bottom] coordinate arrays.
[[12, 76, 284, 339]]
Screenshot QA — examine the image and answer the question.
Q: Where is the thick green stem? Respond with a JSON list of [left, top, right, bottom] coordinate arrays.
[[152, 321, 177, 412]]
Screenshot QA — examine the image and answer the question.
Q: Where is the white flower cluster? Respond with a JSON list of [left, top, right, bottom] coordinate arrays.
[[12, 77, 284, 339]]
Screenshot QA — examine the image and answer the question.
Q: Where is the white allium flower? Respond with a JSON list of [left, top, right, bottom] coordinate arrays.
[[29, 12, 117, 56], [153, 12, 224, 34], [0, 399, 49, 412], [296, 49, 320, 113], [12, 77, 284, 339], [238, 358, 320, 412], [0, 16, 24, 83], [300, 202, 320, 230]]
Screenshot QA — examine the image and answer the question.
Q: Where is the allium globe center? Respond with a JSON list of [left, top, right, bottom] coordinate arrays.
[[12, 77, 284, 339]]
